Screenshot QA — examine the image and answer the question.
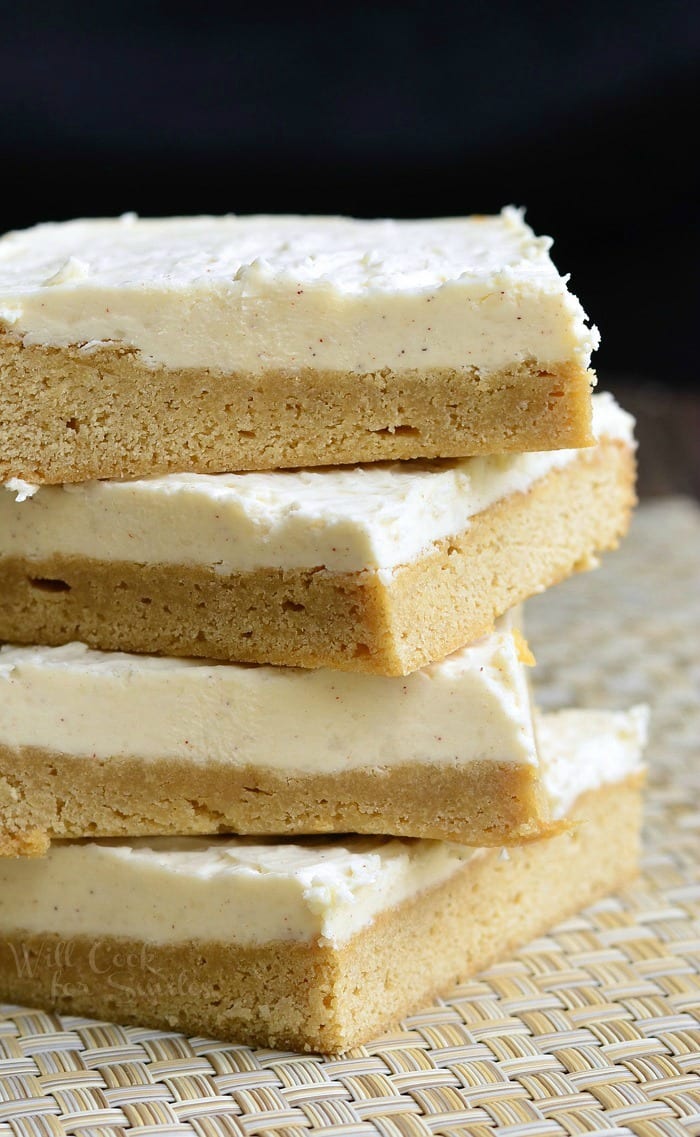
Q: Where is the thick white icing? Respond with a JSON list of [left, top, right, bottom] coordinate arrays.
[[535, 706, 648, 816], [0, 618, 536, 771], [0, 209, 598, 373]]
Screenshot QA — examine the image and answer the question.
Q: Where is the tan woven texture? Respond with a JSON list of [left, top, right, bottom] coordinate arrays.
[[1, 497, 699, 1136]]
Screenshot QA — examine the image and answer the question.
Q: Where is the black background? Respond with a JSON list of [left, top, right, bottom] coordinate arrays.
[[2, 0, 698, 386]]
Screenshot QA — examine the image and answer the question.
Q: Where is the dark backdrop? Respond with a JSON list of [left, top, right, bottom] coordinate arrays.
[[2, 0, 698, 385]]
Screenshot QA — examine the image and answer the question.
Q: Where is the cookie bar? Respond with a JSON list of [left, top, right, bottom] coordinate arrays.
[[0, 394, 636, 674], [0, 209, 598, 483], [0, 708, 647, 1052], [0, 619, 559, 855]]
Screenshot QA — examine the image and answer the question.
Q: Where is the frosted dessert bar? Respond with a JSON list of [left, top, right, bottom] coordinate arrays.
[[0, 708, 647, 1052], [0, 209, 599, 483], [0, 619, 559, 855], [0, 394, 636, 674]]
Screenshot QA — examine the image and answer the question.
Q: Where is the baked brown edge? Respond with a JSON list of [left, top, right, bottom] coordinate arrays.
[[0, 748, 555, 854]]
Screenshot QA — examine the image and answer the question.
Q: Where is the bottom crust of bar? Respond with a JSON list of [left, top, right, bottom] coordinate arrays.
[[0, 776, 643, 1052], [0, 748, 554, 856], [0, 441, 635, 674], [0, 335, 594, 482]]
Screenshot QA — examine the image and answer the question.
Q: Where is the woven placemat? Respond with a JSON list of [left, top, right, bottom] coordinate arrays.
[[1, 497, 698, 1137]]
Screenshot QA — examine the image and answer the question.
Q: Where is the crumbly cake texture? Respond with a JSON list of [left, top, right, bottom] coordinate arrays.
[[0, 776, 643, 1052], [0, 209, 599, 481], [0, 440, 636, 673], [0, 345, 594, 483], [0, 750, 554, 857]]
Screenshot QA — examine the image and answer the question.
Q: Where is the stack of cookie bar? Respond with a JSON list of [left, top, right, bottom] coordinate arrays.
[[0, 211, 646, 1052]]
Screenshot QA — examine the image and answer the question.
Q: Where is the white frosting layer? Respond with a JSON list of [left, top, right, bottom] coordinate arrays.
[[535, 706, 648, 817], [0, 209, 598, 374], [0, 709, 645, 948], [0, 617, 536, 771], [1, 394, 633, 574]]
